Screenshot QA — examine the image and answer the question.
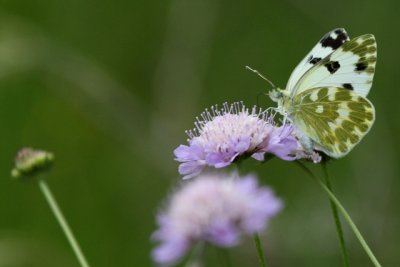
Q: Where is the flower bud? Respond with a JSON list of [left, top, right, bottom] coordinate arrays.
[[11, 148, 54, 179]]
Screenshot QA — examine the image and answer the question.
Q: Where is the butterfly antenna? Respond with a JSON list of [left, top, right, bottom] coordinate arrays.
[[245, 65, 276, 89]]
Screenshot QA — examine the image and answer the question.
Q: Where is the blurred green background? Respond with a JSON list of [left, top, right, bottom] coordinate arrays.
[[0, 0, 398, 266]]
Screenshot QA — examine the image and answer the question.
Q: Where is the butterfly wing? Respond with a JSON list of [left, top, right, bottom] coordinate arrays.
[[291, 34, 377, 98], [290, 87, 375, 158], [286, 28, 350, 94]]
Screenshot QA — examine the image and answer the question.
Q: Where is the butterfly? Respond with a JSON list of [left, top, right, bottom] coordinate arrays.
[[269, 28, 376, 158]]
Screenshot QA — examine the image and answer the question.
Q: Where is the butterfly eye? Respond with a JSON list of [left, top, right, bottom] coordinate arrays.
[[269, 89, 283, 102]]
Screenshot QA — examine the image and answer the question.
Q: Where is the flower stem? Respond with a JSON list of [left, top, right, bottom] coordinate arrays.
[[236, 163, 269, 267], [295, 162, 382, 267], [253, 233, 268, 267], [38, 178, 91, 267], [184, 242, 205, 267], [218, 248, 232, 267], [322, 162, 350, 267]]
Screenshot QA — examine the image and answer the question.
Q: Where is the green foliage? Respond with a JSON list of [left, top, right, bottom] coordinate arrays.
[[0, 0, 399, 266]]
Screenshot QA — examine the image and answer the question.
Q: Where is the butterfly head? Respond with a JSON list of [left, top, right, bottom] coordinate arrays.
[[268, 88, 292, 117], [268, 88, 284, 103]]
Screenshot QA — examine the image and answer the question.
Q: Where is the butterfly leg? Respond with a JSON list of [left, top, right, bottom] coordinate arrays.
[[281, 113, 293, 125]]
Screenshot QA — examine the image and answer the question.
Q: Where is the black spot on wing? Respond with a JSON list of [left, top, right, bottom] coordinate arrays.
[[355, 62, 367, 71], [324, 61, 341, 74], [309, 57, 322, 64], [320, 29, 348, 49], [342, 83, 354, 90]]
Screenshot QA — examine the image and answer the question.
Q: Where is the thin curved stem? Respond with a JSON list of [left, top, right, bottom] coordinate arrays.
[[38, 179, 91, 267], [322, 162, 350, 267], [253, 233, 268, 267], [295, 161, 382, 267]]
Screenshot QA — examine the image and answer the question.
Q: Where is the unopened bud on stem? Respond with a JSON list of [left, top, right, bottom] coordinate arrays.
[[11, 148, 54, 179]]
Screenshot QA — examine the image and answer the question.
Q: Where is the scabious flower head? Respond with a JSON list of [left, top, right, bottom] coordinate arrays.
[[174, 102, 299, 179], [151, 172, 282, 266]]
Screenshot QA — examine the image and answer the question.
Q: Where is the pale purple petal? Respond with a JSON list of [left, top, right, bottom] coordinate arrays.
[[152, 238, 189, 265], [235, 175, 258, 192], [206, 151, 238, 168], [241, 188, 283, 232], [206, 220, 239, 247], [252, 152, 266, 161], [174, 144, 204, 161], [260, 125, 298, 160], [232, 137, 251, 154], [178, 161, 205, 177], [267, 138, 298, 160]]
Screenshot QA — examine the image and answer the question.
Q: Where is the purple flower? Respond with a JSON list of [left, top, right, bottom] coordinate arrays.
[[151, 172, 282, 266], [174, 102, 299, 179]]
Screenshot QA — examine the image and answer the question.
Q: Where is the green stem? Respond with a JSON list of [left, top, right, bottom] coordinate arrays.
[[238, 159, 269, 267], [38, 179, 91, 267], [253, 233, 268, 267], [184, 241, 204, 267], [322, 162, 350, 267], [218, 248, 232, 267], [295, 162, 382, 267]]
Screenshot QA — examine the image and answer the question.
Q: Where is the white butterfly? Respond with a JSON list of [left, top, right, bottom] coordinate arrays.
[[269, 28, 377, 158]]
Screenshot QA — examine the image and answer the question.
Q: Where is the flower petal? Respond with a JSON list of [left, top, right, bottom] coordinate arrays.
[[178, 161, 205, 177], [152, 237, 189, 265], [174, 143, 204, 161]]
